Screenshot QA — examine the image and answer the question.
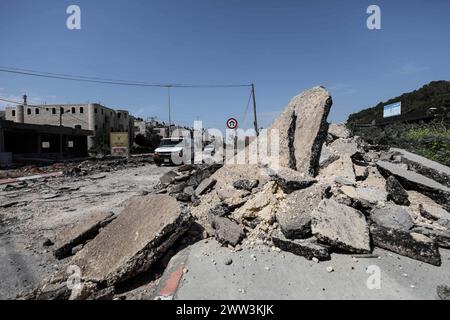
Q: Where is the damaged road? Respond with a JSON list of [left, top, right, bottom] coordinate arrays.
[[2, 87, 450, 300]]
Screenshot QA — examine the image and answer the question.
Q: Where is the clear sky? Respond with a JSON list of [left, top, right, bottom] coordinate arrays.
[[0, 0, 449, 131]]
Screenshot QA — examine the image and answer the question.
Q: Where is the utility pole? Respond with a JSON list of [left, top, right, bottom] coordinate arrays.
[[167, 86, 172, 137], [59, 107, 64, 126], [251, 83, 259, 136]]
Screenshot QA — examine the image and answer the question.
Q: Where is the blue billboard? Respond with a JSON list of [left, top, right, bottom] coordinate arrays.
[[383, 102, 401, 118]]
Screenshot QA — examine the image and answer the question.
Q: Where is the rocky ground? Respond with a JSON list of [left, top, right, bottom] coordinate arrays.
[[1, 86, 450, 300]]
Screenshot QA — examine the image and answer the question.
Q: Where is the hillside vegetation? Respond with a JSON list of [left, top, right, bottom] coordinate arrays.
[[347, 81, 450, 166], [347, 80, 450, 125]]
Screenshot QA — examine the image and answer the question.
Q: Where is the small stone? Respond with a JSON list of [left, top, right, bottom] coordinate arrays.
[[312, 257, 319, 263], [42, 238, 54, 247], [326, 266, 334, 273], [224, 258, 233, 266], [183, 268, 188, 274]]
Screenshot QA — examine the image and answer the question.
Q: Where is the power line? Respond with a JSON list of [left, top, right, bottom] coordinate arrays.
[[0, 66, 252, 88]]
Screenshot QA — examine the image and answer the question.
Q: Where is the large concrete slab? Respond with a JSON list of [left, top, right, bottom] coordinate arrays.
[[377, 161, 450, 211], [68, 194, 193, 286], [276, 183, 326, 239], [311, 199, 371, 253], [53, 211, 116, 259], [171, 240, 450, 300], [292, 87, 333, 176], [390, 148, 450, 188], [265, 86, 332, 176]]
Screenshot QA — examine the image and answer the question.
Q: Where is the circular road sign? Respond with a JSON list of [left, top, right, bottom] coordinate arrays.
[[226, 118, 238, 129]]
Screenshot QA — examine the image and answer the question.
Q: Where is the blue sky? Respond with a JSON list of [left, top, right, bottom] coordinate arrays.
[[0, 0, 449, 130]]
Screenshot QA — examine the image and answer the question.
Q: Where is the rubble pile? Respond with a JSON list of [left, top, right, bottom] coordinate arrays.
[[21, 86, 450, 300], [190, 86, 450, 268], [154, 163, 222, 204]]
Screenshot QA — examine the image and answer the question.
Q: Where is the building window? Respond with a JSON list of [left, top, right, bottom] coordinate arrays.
[[80, 107, 84, 114], [101, 109, 104, 115], [35, 108, 39, 115], [75, 125, 82, 129], [12, 110, 16, 117], [124, 114, 127, 119], [118, 113, 121, 119], [52, 108, 56, 114], [27, 108, 31, 115], [72, 107, 76, 114], [46, 108, 49, 111], [95, 108, 98, 114], [95, 125, 98, 130]]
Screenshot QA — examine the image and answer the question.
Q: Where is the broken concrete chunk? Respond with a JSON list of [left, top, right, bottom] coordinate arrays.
[[276, 184, 325, 239], [390, 148, 450, 188], [208, 203, 232, 218], [420, 204, 450, 222], [319, 146, 340, 169], [210, 216, 245, 246], [159, 171, 179, 185], [370, 204, 414, 231], [354, 165, 369, 182], [183, 186, 195, 196], [194, 178, 217, 196], [329, 138, 359, 157], [216, 185, 250, 208], [266, 87, 332, 173], [370, 224, 441, 266], [167, 182, 187, 195], [233, 181, 283, 225], [319, 155, 356, 184], [412, 226, 450, 249], [328, 123, 351, 140], [311, 199, 371, 253], [437, 218, 450, 230], [272, 231, 331, 261], [267, 167, 316, 194], [377, 161, 450, 211], [340, 185, 387, 208], [386, 176, 410, 206], [334, 176, 356, 186], [53, 211, 116, 259], [232, 179, 259, 192], [67, 194, 193, 286], [407, 191, 450, 222], [292, 87, 332, 176]]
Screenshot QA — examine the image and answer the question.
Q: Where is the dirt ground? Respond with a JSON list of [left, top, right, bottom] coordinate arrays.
[[0, 161, 172, 299]]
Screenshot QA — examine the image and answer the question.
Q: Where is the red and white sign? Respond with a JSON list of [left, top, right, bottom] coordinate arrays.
[[226, 118, 238, 129]]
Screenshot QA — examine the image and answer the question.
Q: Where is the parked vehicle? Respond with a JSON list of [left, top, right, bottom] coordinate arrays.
[[154, 138, 193, 166]]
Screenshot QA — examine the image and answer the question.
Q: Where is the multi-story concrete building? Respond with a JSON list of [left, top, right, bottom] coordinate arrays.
[[5, 103, 134, 150], [133, 118, 147, 137]]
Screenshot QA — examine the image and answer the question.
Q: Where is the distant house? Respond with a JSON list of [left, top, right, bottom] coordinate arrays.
[[5, 103, 135, 149]]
